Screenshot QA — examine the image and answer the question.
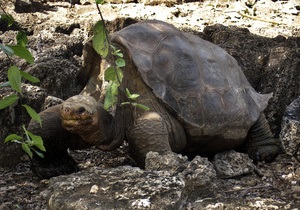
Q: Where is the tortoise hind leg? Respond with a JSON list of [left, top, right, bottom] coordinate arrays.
[[245, 113, 280, 163]]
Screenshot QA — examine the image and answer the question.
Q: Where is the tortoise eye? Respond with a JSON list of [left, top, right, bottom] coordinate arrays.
[[77, 107, 86, 114]]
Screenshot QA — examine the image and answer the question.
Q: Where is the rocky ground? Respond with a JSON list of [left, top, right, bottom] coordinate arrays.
[[1, 148, 300, 209], [1, 0, 300, 209]]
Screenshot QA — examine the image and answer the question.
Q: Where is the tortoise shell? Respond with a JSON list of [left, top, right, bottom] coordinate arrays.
[[111, 20, 272, 140]]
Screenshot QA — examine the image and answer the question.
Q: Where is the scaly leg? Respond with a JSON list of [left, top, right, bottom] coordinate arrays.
[[127, 111, 172, 167], [245, 113, 280, 163]]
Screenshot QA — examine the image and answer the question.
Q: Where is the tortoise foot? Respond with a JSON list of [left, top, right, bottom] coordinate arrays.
[[249, 145, 280, 163], [31, 155, 79, 179]]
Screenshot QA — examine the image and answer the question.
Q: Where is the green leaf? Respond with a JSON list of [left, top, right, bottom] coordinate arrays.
[[33, 149, 44, 158], [4, 134, 23, 143], [112, 48, 123, 58], [129, 94, 140, 100], [0, 94, 19, 110], [22, 143, 33, 159], [27, 131, 45, 152], [115, 52, 123, 58], [104, 67, 116, 81], [120, 101, 150, 111], [95, 0, 105, 4], [22, 104, 42, 127], [125, 88, 139, 100], [92, 21, 108, 58], [11, 140, 23, 144], [16, 31, 28, 47], [8, 66, 22, 93], [135, 103, 150, 111], [0, 44, 14, 56], [20, 71, 40, 83], [0, 14, 14, 26], [115, 58, 125, 68], [104, 67, 123, 84], [104, 81, 119, 110], [8, 45, 34, 64], [125, 88, 130, 97], [120, 102, 130, 106]]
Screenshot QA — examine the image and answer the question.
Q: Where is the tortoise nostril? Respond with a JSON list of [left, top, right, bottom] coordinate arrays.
[[77, 107, 86, 114]]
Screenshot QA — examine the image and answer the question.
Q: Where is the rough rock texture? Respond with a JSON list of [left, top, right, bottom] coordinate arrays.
[[45, 166, 186, 210], [145, 152, 217, 188], [145, 151, 188, 175], [179, 156, 216, 190], [138, 0, 177, 6], [45, 153, 220, 209], [280, 96, 300, 161], [43, 96, 64, 110], [14, 0, 55, 13], [48, 153, 270, 209], [213, 150, 255, 178]]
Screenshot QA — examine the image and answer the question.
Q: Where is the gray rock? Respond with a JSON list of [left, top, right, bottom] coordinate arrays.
[[43, 96, 64, 110], [180, 156, 217, 188], [0, 203, 10, 210], [45, 166, 186, 210], [14, 0, 54, 13], [212, 150, 255, 178], [106, 0, 135, 3], [145, 151, 188, 175], [22, 84, 48, 111], [137, 0, 177, 6], [280, 96, 300, 161], [145, 152, 217, 187], [25, 57, 82, 100], [44, 154, 220, 209]]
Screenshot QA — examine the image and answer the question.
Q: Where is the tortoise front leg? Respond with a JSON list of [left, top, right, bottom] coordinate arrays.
[[127, 111, 172, 168], [245, 113, 280, 163], [28, 105, 90, 179]]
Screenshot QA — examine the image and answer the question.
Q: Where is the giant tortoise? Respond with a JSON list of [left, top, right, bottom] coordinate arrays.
[[28, 20, 279, 179]]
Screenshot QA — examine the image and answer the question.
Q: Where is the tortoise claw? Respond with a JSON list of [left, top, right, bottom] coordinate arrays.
[[249, 145, 280, 163]]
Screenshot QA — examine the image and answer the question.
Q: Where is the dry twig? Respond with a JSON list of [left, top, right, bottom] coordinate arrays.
[[237, 11, 286, 25]]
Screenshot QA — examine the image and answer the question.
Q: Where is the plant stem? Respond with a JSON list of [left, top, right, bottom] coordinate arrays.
[[0, 4, 26, 33], [95, 3, 125, 100]]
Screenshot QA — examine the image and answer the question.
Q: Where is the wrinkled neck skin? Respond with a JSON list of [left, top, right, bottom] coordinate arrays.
[[77, 52, 134, 151], [79, 103, 130, 151]]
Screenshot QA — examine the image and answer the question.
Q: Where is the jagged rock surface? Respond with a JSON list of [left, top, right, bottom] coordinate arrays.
[[212, 150, 255, 178], [280, 96, 300, 161], [45, 166, 187, 210]]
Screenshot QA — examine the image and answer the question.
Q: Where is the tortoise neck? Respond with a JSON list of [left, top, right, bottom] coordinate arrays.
[[91, 104, 133, 151]]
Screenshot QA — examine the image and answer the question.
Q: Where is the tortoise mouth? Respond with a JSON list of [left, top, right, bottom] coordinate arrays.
[[62, 118, 94, 127], [61, 110, 97, 133]]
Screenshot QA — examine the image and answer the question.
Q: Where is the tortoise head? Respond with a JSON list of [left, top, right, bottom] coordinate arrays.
[[60, 95, 100, 139]]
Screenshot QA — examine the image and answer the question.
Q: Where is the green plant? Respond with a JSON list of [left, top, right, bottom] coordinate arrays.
[[0, 11, 45, 159], [93, 0, 149, 111]]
